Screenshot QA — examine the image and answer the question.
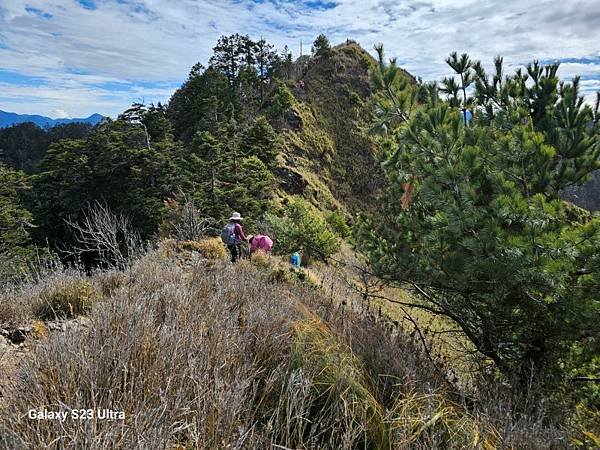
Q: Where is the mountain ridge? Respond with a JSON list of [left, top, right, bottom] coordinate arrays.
[[0, 110, 104, 129]]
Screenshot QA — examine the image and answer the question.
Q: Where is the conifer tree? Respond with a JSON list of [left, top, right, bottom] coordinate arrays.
[[190, 131, 225, 219], [0, 163, 33, 251], [209, 34, 254, 86], [33, 113, 183, 247], [254, 38, 279, 104], [229, 156, 275, 218], [168, 66, 232, 142], [240, 116, 278, 167], [278, 45, 294, 80], [312, 34, 332, 57], [356, 48, 600, 386], [0, 163, 35, 280]]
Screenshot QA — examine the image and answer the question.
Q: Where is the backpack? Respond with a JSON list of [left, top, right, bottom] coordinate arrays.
[[220, 223, 238, 245], [290, 252, 301, 267]]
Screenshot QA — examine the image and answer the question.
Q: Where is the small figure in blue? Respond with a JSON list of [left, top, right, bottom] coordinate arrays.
[[290, 251, 301, 268]]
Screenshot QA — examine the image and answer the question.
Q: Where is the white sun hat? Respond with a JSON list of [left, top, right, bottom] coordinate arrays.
[[230, 212, 243, 221]]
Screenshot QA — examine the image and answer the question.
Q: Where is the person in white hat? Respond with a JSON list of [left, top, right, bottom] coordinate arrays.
[[220, 211, 247, 262]]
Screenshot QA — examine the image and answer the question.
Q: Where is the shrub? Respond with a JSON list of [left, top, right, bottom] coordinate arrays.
[[193, 238, 228, 260], [176, 240, 204, 253], [270, 84, 296, 119], [266, 197, 340, 264], [250, 249, 271, 269], [157, 238, 178, 258], [159, 196, 217, 241], [158, 238, 227, 262], [32, 276, 101, 320], [30, 320, 48, 340], [326, 211, 351, 238]]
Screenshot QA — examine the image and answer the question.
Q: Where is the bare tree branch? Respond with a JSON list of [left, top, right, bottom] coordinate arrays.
[[64, 202, 143, 269]]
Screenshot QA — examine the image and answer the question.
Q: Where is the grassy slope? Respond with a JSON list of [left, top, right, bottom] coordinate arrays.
[[0, 245, 565, 449], [275, 42, 409, 216]]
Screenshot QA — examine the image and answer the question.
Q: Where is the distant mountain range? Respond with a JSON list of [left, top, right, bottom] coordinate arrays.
[[0, 110, 104, 129]]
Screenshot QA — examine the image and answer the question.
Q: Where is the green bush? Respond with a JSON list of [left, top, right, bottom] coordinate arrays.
[[270, 84, 296, 119], [266, 198, 340, 264], [326, 211, 351, 238]]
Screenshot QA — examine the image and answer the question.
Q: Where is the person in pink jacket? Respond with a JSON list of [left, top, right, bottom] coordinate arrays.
[[247, 234, 273, 255]]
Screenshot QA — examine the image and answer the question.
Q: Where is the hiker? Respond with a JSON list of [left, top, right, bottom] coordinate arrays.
[[221, 212, 246, 263], [290, 251, 301, 268], [247, 234, 273, 256]]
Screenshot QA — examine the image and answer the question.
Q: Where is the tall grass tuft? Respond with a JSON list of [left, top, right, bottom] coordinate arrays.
[[30, 275, 101, 320]]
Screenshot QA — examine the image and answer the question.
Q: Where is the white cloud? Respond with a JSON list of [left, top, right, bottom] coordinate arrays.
[[51, 108, 71, 118], [0, 0, 598, 117]]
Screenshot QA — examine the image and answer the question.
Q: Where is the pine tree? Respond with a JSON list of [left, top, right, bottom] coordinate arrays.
[[0, 163, 36, 280], [312, 34, 332, 57], [356, 48, 600, 386], [240, 116, 278, 167], [254, 38, 279, 104], [209, 34, 253, 86]]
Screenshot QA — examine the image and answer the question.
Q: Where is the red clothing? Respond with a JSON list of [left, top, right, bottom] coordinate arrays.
[[233, 222, 246, 241], [250, 235, 273, 253]]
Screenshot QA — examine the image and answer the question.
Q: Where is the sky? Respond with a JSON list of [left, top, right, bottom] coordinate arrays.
[[0, 0, 599, 118]]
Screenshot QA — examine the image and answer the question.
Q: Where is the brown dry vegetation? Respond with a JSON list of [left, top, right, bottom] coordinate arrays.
[[0, 244, 570, 449]]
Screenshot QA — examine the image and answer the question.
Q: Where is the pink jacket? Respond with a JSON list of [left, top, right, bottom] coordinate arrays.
[[250, 235, 273, 254]]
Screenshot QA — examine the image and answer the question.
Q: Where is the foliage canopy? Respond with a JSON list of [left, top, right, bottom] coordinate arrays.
[[357, 48, 600, 387]]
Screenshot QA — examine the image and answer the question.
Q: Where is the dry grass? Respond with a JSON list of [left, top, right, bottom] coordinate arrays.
[[1, 270, 98, 327], [0, 247, 569, 449], [30, 275, 101, 320], [250, 249, 271, 268], [192, 237, 228, 260], [0, 289, 26, 329], [158, 237, 228, 261]]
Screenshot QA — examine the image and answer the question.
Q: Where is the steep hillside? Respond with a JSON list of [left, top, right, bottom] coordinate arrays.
[[166, 40, 407, 219], [274, 42, 413, 214]]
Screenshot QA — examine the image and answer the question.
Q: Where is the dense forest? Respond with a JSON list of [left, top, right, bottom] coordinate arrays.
[[1, 34, 599, 447]]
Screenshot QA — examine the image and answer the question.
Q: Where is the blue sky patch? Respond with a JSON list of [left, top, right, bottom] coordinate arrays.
[[304, 1, 338, 10], [77, 0, 97, 10], [556, 57, 600, 65], [0, 70, 44, 85], [25, 7, 53, 20], [246, 0, 337, 10]]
